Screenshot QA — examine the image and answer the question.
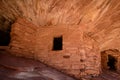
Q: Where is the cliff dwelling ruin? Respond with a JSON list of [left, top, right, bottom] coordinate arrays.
[[0, 0, 120, 80]]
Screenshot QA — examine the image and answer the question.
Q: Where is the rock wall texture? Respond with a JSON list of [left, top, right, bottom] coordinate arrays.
[[10, 18, 100, 78], [0, 0, 120, 51], [10, 18, 37, 58]]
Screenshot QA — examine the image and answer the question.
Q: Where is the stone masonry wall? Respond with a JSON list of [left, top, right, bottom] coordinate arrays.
[[10, 18, 37, 58], [10, 18, 101, 78]]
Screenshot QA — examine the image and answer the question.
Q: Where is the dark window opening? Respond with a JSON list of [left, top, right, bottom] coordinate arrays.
[[0, 30, 10, 46], [107, 55, 117, 71], [52, 36, 62, 50]]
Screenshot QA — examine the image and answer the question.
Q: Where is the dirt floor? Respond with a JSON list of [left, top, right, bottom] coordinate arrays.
[[0, 48, 120, 80]]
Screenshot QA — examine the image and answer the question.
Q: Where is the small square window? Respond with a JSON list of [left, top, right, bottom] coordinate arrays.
[[52, 36, 63, 50]]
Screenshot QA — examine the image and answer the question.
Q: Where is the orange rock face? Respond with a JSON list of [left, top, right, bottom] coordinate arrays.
[[0, 0, 120, 51]]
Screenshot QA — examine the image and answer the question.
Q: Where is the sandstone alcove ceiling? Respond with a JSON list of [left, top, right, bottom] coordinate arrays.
[[0, 0, 120, 79], [0, 0, 120, 50]]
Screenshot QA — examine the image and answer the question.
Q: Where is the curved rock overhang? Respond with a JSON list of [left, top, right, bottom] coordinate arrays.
[[0, 0, 120, 50]]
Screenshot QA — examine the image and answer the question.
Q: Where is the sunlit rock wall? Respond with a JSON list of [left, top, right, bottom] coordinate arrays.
[[10, 18, 101, 78]]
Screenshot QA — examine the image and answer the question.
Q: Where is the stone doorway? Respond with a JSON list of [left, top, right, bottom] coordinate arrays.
[[101, 49, 120, 71], [0, 30, 10, 46], [107, 55, 117, 71]]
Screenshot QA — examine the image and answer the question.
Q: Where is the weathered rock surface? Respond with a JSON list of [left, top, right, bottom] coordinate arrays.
[[0, 0, 120, 79], [1, 49, 120, 80], [0, 0, 120, 51]]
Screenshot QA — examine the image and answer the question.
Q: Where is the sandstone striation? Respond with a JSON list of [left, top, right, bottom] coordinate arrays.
[[0, 0, 120, 51]]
